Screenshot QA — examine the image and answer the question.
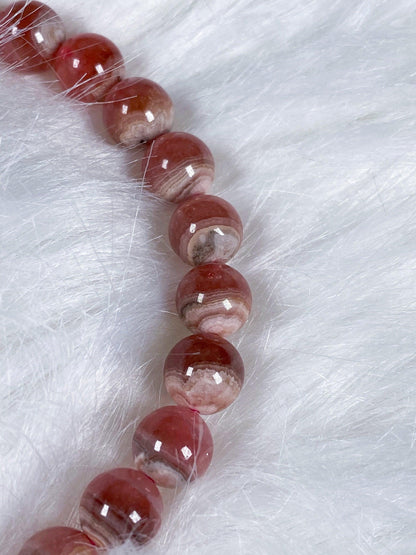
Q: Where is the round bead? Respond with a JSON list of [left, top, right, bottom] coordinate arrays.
[[176, 262, 252, 336], [164, 333, 244, 414], [103, 77, 174, 146], [0, 1, 65, 72], [132, 405, 213, 488], [169, 194, 243, 266], [79, 468, 162, 548], [53, 33, 124, 103], [18, 526, 97, 554], [142, 132, 215, 202]]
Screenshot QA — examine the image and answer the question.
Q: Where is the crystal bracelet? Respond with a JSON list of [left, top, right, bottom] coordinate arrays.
[[0, 1, 252, 551]]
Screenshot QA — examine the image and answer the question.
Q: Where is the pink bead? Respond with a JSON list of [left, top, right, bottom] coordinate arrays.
[[53, 33, 124, 103], [132, 405, 213, 488], [169, 194, 243, 266], [164, 333, 244, 414], [176, 262, 252, 336], [142, 132, 215, 202], [18, 526, 97, 554], [0, 1, 65, 72], [103, 77, 174, 146], [79, 468, 162, 548]]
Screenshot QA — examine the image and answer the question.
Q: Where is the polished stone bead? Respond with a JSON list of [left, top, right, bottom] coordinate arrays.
[[0, 1, 65, 72], [103, 77, 174, 146], [132, 405, 213, 488], [169, 194, 243, 266], [79, 468, 162, 548], [176, 262, 252, 336], [142, 132, 214, 202], [18, 526, 97, 554], [53, 33, 124, 103], [164, 333, 244, 414]]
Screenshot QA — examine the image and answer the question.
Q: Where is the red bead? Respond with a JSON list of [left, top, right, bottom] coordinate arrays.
[[164, 333, 244, 414], [132, 405, 213, 488], [18, 526, 97, 554], [169, 194, 243, 266], [79, 468, 162, 548], [176, 262, 252, 336], [53, 33, 124, 103], [103, 77, 174, 146], [0, 1, 65, 72], [142, 132, 215, 202]]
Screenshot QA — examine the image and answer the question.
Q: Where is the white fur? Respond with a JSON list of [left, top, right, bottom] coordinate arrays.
[[1, 0, 415, 553]]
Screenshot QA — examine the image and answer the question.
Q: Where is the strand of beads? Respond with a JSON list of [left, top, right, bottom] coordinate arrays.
[[0, 2, 252, 552]]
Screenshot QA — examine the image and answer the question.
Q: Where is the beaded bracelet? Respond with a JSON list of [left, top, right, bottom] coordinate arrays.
[[0, 2, 253, 552]]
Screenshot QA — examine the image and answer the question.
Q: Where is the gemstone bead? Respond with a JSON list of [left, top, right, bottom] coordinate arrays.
[[176, 262, 252, 336], [103, 77, 174, 146], [142, 132, 215, 202], [18, 526, 97, 554], [132, 405, 213, 488], [164, 333, 244, 414], [79, 468, 162, 548], [53, 33, 124, 103], [169, 194, 243, 266], [0, 1, 65, 72]]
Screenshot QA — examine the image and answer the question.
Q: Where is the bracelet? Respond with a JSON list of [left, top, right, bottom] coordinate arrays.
[[1, 1, 253, 552]]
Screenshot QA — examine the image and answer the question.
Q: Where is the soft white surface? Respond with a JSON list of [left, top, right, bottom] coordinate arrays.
[[1, 0, 415, 553]]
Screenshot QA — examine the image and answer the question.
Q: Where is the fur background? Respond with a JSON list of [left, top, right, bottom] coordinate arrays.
[[1, 0, 415, 553]]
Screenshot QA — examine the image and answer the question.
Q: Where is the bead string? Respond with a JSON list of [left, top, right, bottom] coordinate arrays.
[[0, 1, 252, 552]]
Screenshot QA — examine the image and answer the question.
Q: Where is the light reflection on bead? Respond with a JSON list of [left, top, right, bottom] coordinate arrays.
[[0, 1, 65, 72], [142, 132, 215, 202], [79, 468, 162, 548], [132, 405, 213, 488], [169, 194, 243, 266], [103, 77, 173, 146], [164, 333, 245, 414], [176, 262, 252, 336], [18, 526, 97, 554]]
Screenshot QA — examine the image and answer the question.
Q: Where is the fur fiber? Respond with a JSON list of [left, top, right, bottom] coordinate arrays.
[[1, 0, 415, 553]]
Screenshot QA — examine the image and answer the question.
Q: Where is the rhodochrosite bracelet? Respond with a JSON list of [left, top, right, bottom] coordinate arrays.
[[0, 1, 253, 552]]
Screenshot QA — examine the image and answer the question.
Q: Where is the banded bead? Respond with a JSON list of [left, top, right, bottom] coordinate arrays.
[[142, 132, 214, 202], [176, 262, 252, 336], [132, 405, 213, 488], [18, 526, 97, 555], [53, 33, 124, 103], [164, 333, 244, 414], [169, 194, 243, 266], [103, 77, 174, 146], [0, 1, 65, 72], [79, 468, 162, 548]]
